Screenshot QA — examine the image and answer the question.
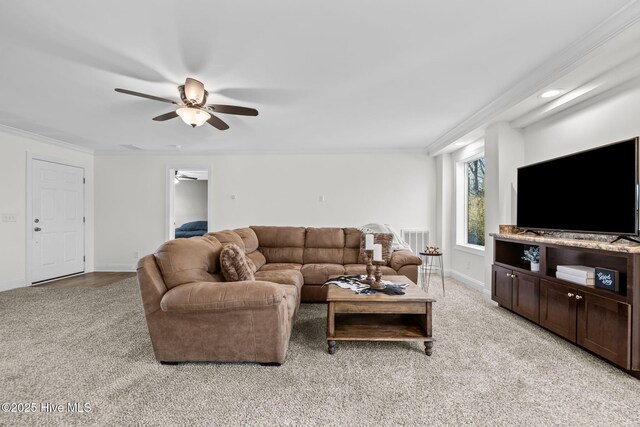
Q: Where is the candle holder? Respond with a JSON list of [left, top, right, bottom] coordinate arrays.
[[364, 249, 375, 285], [371, 261, 386, 290]]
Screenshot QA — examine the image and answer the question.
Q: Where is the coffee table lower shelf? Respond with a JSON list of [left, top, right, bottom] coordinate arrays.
[[327, 313, 434, 355]]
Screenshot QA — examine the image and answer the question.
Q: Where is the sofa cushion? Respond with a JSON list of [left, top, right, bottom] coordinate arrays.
[[208, 230, 245, 251], [246, 251, 266, 272], [251, 226, 306, 264], [344, 264, 397, 277], [358, 232, 393, 265], [254, 270, 304, 293], [220, 244, 255, 282], [301, 263, 346, 285], [234, 227, 260, 253], [343, 227, 362, 264], [304, 227, 345, 264], [259, 263, 302, 272], [154, 236, 223, 289], [160, 281, 288, 312]]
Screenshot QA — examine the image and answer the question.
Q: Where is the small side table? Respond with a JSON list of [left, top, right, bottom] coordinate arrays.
[[419, 252, 445, 296]]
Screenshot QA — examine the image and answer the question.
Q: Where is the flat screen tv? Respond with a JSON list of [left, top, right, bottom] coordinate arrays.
[[517, 137, 639, 237]]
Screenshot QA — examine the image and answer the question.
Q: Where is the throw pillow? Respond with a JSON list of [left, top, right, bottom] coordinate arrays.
[[246, 256, 257, 274], [358, 232, 393, 265], [220, 243, 255, 282]]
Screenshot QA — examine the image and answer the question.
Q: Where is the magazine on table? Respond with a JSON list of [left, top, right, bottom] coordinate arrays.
[[323, 275, 409, 291]]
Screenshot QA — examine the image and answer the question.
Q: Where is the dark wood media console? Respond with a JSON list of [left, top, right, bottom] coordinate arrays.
[[491, 234, 640, 378]]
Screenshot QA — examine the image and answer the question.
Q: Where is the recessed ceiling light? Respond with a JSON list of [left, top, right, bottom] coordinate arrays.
[[539, 88, 565, 99]]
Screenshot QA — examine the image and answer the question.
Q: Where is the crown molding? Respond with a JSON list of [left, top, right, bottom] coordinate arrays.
[[426, 0, 640, 156], [93, 147, 430, 157], [0, 124, 94, 155]]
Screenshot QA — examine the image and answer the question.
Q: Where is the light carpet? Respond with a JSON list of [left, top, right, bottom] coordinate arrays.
[[1, 277, 639, 426]]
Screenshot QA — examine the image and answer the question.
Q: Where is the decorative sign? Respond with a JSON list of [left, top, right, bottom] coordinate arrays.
[[595, 267, 619, 292]]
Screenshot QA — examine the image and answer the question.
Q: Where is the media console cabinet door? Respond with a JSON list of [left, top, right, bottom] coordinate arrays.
[[492, 265, 512, 309], [577, 293, 631, 369], [512, 273, 540, 323], [539, 279, 577, 342]]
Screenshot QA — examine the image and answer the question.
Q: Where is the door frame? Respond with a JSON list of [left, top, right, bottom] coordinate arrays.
[[26, 153, 86, 286], [165, 164, 213, 242]]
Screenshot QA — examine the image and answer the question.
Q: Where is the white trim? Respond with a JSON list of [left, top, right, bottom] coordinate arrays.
[[449, 269, 489, 296], [94, 147, 429, 156], [455, 243, 485, 256], [0, 279, 26, 292], [166, 164, 213, 242], [26, 153, 86, 286], [0, 124, 94, 154], [426, 2, 640, 155], [455, 150, 485, 249], [94, 265, 136, 272]]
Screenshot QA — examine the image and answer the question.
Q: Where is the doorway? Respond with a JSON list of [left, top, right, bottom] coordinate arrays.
[[29, 159, 85, 283], [167, 167, 211, 241]]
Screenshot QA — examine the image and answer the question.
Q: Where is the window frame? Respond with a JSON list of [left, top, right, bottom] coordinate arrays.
[[455, 145, 485, 254]]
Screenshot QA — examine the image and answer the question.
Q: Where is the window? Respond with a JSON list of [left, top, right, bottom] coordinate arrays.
[[465, 157, 485, 247], [455, 146, 485, 252]]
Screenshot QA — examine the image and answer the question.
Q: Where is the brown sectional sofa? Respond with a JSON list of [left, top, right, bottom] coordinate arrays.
[[137, 225, 421, 364]]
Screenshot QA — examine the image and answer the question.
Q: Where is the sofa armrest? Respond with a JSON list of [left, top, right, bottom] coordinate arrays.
[[389, 250, 422, 271], [137, 255, 168, 316], [160, 280, 288, 313]]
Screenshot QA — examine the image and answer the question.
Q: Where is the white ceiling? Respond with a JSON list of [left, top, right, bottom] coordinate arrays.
[[1, 1, 640, 155]]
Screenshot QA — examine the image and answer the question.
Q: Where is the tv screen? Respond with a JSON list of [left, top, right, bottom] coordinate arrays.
[[517, 137, 639, 236]]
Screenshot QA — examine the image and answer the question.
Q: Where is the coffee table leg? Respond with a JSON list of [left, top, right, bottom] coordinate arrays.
[[328, 340, 337, 354], [424, 341, 433, 356]]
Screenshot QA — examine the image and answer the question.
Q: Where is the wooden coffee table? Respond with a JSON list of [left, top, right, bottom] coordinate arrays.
[[326, 275, 435, 355]]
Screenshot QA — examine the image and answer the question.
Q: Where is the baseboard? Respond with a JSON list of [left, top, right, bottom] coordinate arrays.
[[94, 264, 136, 272], [448, 270, 490, 297], [0, 279, 26, 292]]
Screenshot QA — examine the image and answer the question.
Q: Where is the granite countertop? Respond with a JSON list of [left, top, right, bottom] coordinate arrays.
[[490, 229, 640, 254]]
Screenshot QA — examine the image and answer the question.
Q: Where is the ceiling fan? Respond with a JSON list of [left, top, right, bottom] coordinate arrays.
[[175, 171, 197, 180], [114, 77, 258, 130]]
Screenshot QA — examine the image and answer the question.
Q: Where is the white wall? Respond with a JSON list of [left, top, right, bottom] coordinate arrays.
[[94, 152, 435, 270], [175, 180, 208, 227], [0, 127, 94, 291], [484, 123, 524, 294], [524, 81, 640, 162]]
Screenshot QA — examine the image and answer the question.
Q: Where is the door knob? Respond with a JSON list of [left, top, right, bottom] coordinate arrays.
[[567, 292, 574, 297], [34, 227, 41, 232], [575, 295, 583, 300]]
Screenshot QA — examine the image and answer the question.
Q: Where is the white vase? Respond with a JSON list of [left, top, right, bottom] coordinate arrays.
[[531, 262, 540, 272]]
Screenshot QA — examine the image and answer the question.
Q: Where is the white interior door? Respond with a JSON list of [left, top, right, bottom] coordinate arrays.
[[31, 159, 85, 283]]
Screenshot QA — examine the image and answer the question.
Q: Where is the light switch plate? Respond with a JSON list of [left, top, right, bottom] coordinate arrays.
[[1, 213, 17, 222]]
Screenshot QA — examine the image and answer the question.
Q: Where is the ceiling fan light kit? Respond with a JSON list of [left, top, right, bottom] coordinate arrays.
[[114, 77, 258, 131], [177, 107, 210, 127]]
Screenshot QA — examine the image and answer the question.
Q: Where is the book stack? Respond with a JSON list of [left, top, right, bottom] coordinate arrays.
[[556, 265, 595, 286]]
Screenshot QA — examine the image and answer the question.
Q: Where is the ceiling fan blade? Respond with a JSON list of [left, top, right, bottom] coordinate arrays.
[[207, 104, 259, 116], [115, 88, 178, 104], [115, 88, 180, 105], [152, 111, 179, 121], [206, 113, 229, 130], [184, 78, 206, 104]]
